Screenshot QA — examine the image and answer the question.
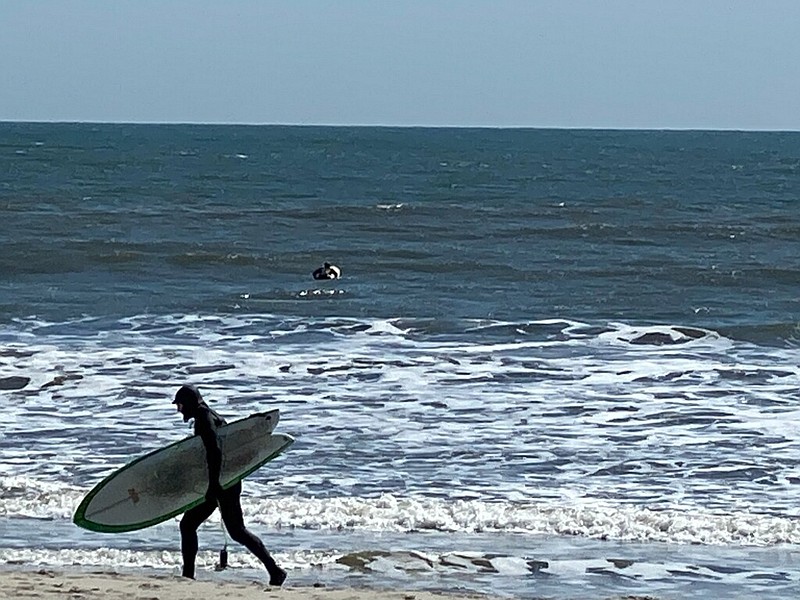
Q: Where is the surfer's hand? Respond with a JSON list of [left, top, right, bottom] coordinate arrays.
[[205, 482, 224, 503]]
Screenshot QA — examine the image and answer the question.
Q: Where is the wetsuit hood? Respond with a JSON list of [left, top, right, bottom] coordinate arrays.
[[174, 384, 205, 422]]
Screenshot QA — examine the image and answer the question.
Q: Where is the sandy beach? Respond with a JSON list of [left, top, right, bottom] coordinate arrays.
[[0, 568, 506, 600]]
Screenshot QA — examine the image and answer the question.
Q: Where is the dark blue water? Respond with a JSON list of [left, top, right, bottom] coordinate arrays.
[[2, 123, 800, 599], [2, 123, 799, 334]]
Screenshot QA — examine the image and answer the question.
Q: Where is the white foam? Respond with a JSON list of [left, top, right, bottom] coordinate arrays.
[[3, 315, 800, 549], [3, 475, 799, 547]]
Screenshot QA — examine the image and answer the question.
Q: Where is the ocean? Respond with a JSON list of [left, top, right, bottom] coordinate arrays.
[[1, 122, 799, 599]]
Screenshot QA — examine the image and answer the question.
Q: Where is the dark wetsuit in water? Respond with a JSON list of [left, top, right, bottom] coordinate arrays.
[[175, 385, 285, 585], [312, 262, 341, 280]]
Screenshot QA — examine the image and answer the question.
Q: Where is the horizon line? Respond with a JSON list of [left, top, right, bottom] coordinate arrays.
[[2, 119, 800, 133]]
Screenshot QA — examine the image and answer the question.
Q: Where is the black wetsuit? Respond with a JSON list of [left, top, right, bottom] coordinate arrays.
[[312, 262, 340, 280], [179, 401, 284, 584]]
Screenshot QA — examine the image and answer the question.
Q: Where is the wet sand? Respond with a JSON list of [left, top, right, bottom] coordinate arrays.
[[0, 568, 500, 600]]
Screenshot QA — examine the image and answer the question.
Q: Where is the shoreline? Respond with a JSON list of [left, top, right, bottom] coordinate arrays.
[[0, 566, 669, 600], [0, 567, 501, 600]]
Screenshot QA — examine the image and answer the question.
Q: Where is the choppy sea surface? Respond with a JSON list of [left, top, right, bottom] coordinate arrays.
[[1, 123, 800, 599]]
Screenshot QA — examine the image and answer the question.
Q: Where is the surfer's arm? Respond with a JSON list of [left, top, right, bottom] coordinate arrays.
[[195, 412, 224, 501]]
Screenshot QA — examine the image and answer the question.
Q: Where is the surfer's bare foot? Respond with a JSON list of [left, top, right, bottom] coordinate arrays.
[[269, 567, 287, 587]]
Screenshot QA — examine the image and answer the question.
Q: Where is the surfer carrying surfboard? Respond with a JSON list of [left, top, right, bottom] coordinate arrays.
[[172, 384, 287, 586]]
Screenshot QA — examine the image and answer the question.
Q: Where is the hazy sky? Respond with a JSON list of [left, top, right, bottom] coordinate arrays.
[[2, 1, 799, 129]]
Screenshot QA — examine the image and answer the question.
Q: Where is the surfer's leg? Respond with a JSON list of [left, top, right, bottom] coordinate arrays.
[[219, 483, 286, 586], [179, 500, 216, 579]]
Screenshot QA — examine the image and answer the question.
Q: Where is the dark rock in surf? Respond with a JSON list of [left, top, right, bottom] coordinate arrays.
[[628, 327, 706, 346], [40, 374, 84, 389], [527, 559, 550, 573], [0, 376, 30, 390]]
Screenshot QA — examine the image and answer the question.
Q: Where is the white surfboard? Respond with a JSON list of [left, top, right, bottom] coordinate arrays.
[[74, 409, 293, 533]]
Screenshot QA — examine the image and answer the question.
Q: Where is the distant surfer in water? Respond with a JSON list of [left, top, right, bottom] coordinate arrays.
[[172, 384, 286, 586], [312, 261, 341, 280]]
